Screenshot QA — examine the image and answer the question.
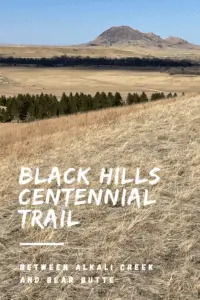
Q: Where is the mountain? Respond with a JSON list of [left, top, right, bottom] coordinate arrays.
[[88, 26, 165, 47], [164, 36, 196, 48], [88, 26, 198, 48]]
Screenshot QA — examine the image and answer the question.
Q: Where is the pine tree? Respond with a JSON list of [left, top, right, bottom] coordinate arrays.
[[99, 92, 110, 109], [151, 93, 157, 101], [161, 92, 165, 99], [69, 93, 77, 114], [107, 92, 115, 107], [93, 92, 101, 110], [140, 92, 148, 103], [86, 94, 94, 111], [167, 92, 173, 99], [132, 93, 140, 103], [27, 100, 36, 121], [48, 94, 59, 117], [0, 95, 6, 106], [7, 96, 20, 121], [126, 93, 135, 105], [36, 93, 46, 119], [78, 93, 88, 112], [1, 108, 9, 122], [19, 96, 31, 121], [114, 92, 122, 106], [60, 92, 70, 115]]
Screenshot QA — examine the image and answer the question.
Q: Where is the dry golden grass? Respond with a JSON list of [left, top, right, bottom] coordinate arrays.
[[0, 45, 200, 61], [1, 68, 200, 98], [0, 95, 200, 299]]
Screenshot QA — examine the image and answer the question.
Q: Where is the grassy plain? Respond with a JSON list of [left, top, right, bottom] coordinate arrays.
[[0, 45, 200, 60], [1, 67, 200, 98]]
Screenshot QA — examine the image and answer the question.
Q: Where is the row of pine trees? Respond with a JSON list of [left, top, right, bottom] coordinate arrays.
[[0, 91, 179, 123]]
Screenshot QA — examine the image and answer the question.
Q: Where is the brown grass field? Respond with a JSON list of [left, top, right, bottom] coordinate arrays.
[[1, 67, 200, 98], [0, 45, 200, 61], [0, 94, 200, 299]]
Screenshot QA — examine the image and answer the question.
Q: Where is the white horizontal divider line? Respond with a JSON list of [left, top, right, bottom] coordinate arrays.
[[20, 242, 64, 246]]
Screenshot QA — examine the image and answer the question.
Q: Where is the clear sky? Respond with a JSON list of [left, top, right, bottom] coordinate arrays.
[[0, 0, 200, 45]]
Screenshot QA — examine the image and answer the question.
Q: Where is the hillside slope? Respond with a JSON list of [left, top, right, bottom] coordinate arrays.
[[165, 36, 191, 48], [0, 95, 200, 299]]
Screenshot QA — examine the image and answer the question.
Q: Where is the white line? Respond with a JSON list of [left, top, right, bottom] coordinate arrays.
[[20, 243, 64, 246]]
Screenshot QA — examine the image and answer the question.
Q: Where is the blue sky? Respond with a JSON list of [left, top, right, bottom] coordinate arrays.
[[0, 0, 199, 45]]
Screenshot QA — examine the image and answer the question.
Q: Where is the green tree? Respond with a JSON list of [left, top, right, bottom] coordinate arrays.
[[86, 94, 94, 111], [167, 92, 173, 99], [59, 92, 70, 115], [140, 92, 148, 103], [132, 93, 140, 103], [107, 92, 115, 107], [7, 96, 20, 121], [0, 96, 6, 106], [114, 92, 122, 107], [126, 93, 135, 105], [69, 93, 77, 114], [93, 92, 102, 110], [0, 108, 9, 122]]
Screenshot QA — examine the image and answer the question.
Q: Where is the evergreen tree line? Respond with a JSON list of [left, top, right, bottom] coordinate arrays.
[[0, 55, 197, 69], [0, 91, 179, 123], [126, 92, 178, 105]]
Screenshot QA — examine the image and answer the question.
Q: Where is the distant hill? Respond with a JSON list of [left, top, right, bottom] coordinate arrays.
[[165, 36, 190, 47], [88, 26, 199, 49]]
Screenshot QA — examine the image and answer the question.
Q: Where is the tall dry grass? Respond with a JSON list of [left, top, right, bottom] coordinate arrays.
[[0, 95, 200, 299]]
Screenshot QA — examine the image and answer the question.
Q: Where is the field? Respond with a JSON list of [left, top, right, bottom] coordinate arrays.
[[1, 67, 200, 98], [0, 45, 200, 61], [0, 94, 200, 299], [0, 43, 200, 299]]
